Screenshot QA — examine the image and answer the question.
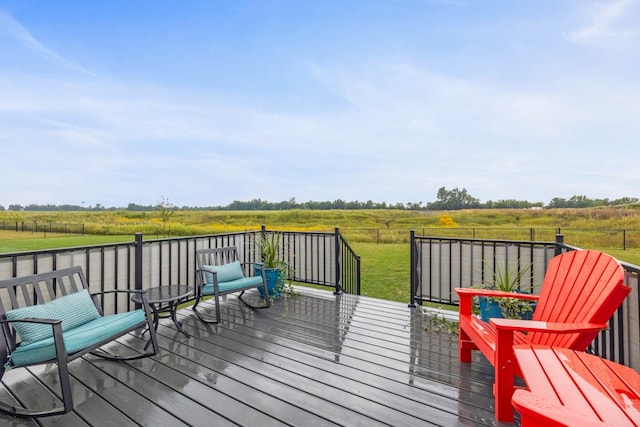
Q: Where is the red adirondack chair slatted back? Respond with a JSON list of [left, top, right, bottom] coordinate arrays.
[[529, 250, 629, 350]]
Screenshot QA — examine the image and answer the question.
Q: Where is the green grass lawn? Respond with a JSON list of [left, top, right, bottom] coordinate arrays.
[[352, 242, 410, 302], [0, 231, 133, 253]]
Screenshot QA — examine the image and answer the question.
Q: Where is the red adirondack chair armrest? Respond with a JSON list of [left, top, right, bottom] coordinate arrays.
[[455, 288, 540, 301], [455, 287, 540, 317], [490, 318, 608, 334]]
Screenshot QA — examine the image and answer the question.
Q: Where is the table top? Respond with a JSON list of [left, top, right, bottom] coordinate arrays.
[[131, 285, 193, 304]]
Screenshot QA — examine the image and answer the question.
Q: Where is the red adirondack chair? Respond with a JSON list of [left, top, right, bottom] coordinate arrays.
[[455, 250, 631, 422]]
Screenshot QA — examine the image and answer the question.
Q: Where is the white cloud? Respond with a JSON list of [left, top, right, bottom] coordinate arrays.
[[0, 8, 96, 76], [1, 3, 639, 207], [566, 0, 640, 47]]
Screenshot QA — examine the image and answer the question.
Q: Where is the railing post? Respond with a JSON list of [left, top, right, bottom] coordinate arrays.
[[555, 234, 564, 256], [259, 224, 267, 262], [134, 232, 143, 308], [409, 230, 417, 308], [356, 254, 361, 295], [334, 227, 341, 295]]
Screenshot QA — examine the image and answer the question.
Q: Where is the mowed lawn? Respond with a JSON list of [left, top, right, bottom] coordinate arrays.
[[0, 231, 133, 253], [352, 243, 411, 302]]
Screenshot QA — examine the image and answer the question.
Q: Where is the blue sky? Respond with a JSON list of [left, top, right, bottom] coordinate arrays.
[[1, 0, 639, 208]]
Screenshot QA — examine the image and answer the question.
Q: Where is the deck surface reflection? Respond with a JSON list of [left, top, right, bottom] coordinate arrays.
[[0, 287, 513, 426]]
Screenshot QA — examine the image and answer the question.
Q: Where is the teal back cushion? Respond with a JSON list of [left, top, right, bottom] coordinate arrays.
[[202, 261, 245, 284], [6, 289, 101, 345]]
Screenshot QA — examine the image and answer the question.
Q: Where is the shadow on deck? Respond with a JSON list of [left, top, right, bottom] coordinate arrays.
[[0, 288, 515, 426]]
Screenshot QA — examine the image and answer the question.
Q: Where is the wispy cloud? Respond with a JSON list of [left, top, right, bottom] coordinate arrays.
[[566, 0, 640, 47], [1, 2, 639, 207], [0, 8, 96, 76]]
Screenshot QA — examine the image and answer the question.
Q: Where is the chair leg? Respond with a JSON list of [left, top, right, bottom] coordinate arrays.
[[91, 319, 159, 361], [237, 290, 270, 310], [459, 326, 472, 363], [193, 288, 271, 325], [494, 330, 516, 422], [192, 295, 220, 324], [0, 361, 73, 417], [0, 324, 73, 418]]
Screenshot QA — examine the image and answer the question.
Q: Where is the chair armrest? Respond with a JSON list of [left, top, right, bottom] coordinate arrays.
[[92, 289, 151, 305], [456, 287, 539, 317], [91, 289, 147, 297], [455, 288, 539, 301], [491, 318, 607, 334], [91, 289, 154, 318], [0, 317, 62, 326], [241, 262, 263, 268], [194, 268, 206, 285], [241, 262, 265, 277]]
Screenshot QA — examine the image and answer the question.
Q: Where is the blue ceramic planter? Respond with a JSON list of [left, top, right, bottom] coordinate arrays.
[[254, 264, 283, 298], [479, 294, 535, 322]]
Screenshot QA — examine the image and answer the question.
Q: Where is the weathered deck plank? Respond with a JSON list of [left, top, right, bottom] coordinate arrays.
[[0, 287, 512, 426]]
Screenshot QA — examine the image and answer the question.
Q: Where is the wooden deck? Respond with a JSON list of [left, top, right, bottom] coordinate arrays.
[[0, 287, 515, 426]]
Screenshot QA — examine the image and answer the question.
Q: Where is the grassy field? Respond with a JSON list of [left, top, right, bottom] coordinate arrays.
[[0, 231, 133, 253], [3, 208, 640, 302]]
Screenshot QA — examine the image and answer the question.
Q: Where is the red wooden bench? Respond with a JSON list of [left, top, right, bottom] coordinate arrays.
[[455, 250, 631, 422], [512, 345, 640, 426]]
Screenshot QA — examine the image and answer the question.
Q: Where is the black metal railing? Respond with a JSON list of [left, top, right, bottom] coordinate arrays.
[[0, 228, 360, 314], [257, 226, 360, 295], [410, 231, 640, 370]]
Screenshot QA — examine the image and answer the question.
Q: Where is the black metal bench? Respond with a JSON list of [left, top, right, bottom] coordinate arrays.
[[0, 266, 158, 417]]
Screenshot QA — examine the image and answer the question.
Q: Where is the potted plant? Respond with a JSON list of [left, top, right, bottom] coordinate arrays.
[[254, 232, 289, 298], [476, 259, 536, 321]]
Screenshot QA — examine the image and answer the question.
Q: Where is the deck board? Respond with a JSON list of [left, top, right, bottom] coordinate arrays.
[[0, 287, 514, 426]]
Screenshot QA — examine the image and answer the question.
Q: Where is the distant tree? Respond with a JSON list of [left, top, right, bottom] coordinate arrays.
[[611, 197, 640, 205], [484, 199, 542, 209], [547, 197, 567, 208], [427, 187, 481, 210], [127, 202, 152, 211], [155, 196, 175, 237], [567, 195, 593, 208]]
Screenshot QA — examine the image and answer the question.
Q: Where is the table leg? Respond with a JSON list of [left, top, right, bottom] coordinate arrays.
[[170, 301, 190, 338]]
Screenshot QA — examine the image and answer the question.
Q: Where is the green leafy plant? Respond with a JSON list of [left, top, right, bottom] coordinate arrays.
[[422, 309, 459, 337], [259, 232, 282, 269], [484, 258, 532, 292], [476, 258, 536, 320], [258, 232, 296, 299]]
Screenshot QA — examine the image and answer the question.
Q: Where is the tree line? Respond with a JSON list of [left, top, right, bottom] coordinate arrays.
[[2, 188, 638, 212]]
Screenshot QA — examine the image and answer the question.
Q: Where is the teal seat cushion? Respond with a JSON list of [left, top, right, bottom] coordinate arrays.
[[202, 261, 245, 284], [9, 309, 146, 367], [201, 276, 264, 296], [5, 289, 100, 346]]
